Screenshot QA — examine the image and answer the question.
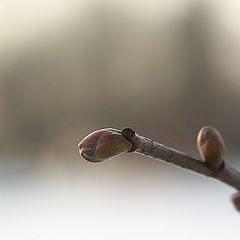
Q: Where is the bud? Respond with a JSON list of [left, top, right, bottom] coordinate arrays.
[[197, 126, 225, 170], [231, 192, 240, 212], [78, 128, 132, 163]]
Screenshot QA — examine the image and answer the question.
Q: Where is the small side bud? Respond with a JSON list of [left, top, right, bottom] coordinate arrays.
[[78, 128, 132, 163], [231, 192, 240, 212], [197, 126, 225, 170]]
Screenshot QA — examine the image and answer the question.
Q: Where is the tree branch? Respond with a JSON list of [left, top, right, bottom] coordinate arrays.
[[78, 127, 240, 211], [125, 130, 240, 191]]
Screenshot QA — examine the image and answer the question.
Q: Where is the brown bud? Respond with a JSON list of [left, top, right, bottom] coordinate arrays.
[[78, 128, 132, 163], [231, 192, 240, 212], [197, 126, 225, 170]]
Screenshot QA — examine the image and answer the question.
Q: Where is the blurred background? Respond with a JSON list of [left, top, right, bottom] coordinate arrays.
[[1, 0, 240, 239]]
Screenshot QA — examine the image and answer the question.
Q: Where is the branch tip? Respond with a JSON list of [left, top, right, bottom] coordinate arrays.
[[78, 126, 240, 210]]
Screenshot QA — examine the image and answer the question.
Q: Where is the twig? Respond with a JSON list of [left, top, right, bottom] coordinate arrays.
[[121, 128, 240, 191], [78, 127, 240, 211]]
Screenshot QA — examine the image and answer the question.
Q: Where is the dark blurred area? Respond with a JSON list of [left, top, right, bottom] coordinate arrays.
[[1, 1, 240, 239]]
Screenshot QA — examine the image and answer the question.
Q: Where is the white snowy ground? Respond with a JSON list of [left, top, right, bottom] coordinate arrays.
[[0, 155, 239, 240]]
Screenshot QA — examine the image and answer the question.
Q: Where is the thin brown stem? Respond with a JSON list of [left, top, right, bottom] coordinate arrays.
[[122, 128, 240, 191]]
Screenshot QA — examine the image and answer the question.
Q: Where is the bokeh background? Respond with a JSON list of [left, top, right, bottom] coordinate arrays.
[[1, 0, 240, 239]]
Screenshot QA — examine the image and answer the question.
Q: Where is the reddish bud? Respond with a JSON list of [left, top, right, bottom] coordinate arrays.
[[78, 128, 132, 163], [197, 126, 225, 170], [231, 192, 240, 212]]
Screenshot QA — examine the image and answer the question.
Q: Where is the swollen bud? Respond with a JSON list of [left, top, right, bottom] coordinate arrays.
[[197, 126, 225, 171], [231, 192, 240, 212], [78, 128, 132, 163]]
